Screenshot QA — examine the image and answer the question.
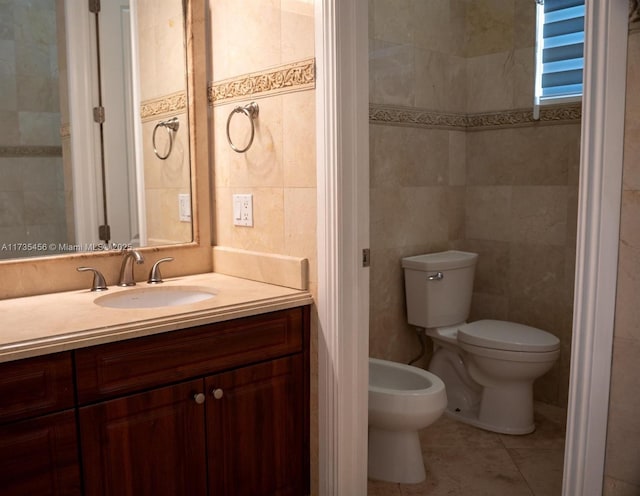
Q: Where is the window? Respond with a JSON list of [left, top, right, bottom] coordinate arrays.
[[534, 0, 585, 118]]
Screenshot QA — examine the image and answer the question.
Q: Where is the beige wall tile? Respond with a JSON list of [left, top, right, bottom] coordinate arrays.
[[283, 91, 316, 188], [514, 0, 536, 50], [465, 186, 512, 242], [465, 51, 515, 113], [210, 0, 282, 81], [448, 130, 466, 185], [606, 29, 640, 493], [605, 337, 640, 487], [622, 32, 640, 190], [370, 125, 449, 187], [613, 190, 640, 341], [464, 0, 515, 57], [470, 291, 509, 322], [284, 187, 317, 284], [603, 476, 640, 496], [512, 47, 535, 108], [370, 0, 413, 45], [281, 3, 314, 64], [369, 40, 415, 107], [371, 186, 449, 250], [412, 0, 454, 54], [465, 239, 510, 297], [510, 186, 567, 246], [214, 98, 284, 189]]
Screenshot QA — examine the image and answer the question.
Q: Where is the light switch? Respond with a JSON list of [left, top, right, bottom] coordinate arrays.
[[232, 194, 253, 227], [178, 194, 191, 222]]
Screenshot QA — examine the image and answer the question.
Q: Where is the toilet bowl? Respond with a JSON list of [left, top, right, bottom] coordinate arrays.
[[402, 250, 561, 435], [368, 357, 447, 484], [428, 320, 560, 434]]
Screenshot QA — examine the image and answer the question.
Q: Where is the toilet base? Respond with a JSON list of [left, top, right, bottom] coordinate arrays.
[[368, 427, 426, 484], [444, 404, 535, 435]]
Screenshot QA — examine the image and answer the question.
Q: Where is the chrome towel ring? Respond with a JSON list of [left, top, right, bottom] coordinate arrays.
[[226, 102, 259, 153], [152, 117, 180, 160]]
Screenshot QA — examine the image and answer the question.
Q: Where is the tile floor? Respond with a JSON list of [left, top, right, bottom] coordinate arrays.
[[368, 402, 567, 496]]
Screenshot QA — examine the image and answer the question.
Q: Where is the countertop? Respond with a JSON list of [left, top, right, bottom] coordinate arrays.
[[0, 272, 313, 363]]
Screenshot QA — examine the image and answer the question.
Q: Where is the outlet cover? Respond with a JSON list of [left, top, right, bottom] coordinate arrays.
[[232, 194, 253, 227]]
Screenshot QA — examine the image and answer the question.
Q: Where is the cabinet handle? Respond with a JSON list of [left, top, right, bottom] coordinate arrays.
[[211, 388, 224, 400], [193, 393, 206, 404]]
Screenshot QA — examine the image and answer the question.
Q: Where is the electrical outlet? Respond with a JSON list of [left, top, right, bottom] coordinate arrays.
[[232, 194, 253, 227], [178, 194, 191, 222]]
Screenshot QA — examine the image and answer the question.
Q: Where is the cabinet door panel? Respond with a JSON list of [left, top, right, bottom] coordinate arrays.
[[206, 355, 305, 496], [0, 352, 74, 424], [79, 379, 207, 496], [0, 410, 81, 495]]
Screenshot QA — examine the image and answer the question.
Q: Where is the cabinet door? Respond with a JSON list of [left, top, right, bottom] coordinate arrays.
[[0, 410, 81, 495], [79, 379, 207, 496], [206, 355, 305, 496]]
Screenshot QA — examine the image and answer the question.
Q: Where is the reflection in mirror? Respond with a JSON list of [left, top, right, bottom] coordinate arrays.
[[0, 0, 193, 261]]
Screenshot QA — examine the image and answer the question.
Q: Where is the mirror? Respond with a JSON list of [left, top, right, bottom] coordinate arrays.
[[0, 0, 193, 261]]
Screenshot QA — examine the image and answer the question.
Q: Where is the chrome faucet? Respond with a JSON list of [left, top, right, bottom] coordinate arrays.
[[118, 249, 144, 286]]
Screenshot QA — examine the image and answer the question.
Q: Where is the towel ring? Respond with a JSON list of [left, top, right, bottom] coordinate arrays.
[[226, 102, 259, 153], [153, 117, 180, 160]]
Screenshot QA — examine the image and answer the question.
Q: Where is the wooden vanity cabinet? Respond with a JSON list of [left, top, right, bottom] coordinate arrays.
[[76, 306, 310, 496], [0, 352, 82, 495]]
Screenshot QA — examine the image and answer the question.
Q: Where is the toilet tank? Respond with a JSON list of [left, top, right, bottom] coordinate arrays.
[[402, 250, 478, 328]]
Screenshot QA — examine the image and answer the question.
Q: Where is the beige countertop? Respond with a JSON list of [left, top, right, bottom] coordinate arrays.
[[0, 272, 313, 363]]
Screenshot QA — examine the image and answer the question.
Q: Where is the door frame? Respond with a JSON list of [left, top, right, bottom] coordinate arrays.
[[314, 0, 629, 494], [562, 1, 628, 493], [315, 0, 370, 494]]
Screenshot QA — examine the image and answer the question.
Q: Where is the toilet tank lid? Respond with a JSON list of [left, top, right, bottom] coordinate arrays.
[[458, 320, 560, 352], [402, 250, 478, 271]]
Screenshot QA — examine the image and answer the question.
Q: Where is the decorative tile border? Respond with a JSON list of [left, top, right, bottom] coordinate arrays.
[[208, 58, 316, 106], [369, 103, 582, 130], [140, 91, 188, 121], [0, 146, 62, 158], [369, 105, 467, 129]]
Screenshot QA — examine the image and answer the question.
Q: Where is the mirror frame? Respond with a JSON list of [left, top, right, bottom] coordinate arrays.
[[0, 0, 211, 300]]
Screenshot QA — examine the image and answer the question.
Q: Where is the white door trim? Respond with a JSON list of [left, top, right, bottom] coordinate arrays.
[[315, 0, 370, 494], [562, 1, 628, 494], [65, 4, 101, 246]]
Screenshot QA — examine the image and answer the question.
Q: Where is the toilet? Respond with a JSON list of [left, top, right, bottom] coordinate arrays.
[[368, 357, 447, 484], [402, 250, 560, 435]]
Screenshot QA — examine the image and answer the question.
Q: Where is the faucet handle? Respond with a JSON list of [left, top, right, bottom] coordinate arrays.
[[147, 257, 174, 284], [77, 267, 108, 292]]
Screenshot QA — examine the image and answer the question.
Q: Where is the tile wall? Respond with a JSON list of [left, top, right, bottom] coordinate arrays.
[[603, 19, 640, 496], [209, 1, 316, 296], [369, 0, 580, 406], [207, 0, 317, 493], [138, 0, 191, 245]]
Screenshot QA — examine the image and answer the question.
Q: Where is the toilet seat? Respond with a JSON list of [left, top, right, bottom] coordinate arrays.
[[458, 320, 559, 352]]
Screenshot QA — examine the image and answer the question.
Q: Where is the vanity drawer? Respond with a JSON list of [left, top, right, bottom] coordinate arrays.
[[0, 352, 74, 424], [75, 307, 305, 403]]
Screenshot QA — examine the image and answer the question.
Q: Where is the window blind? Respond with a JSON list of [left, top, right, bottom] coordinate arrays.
[[535, 0, 585, 107]]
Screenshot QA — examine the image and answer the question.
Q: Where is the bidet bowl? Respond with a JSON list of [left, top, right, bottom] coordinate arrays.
[[94, 286, 216, 309], [367, 358, 447, 484], [369, 358, 447, 430]]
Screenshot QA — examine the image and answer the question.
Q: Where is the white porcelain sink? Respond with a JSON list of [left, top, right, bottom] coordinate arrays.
[[95, 286, 216, 309]]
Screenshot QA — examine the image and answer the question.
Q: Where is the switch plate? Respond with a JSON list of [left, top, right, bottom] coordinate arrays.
[[178, 194, 191, 222], [232, 194, 253, 227]]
